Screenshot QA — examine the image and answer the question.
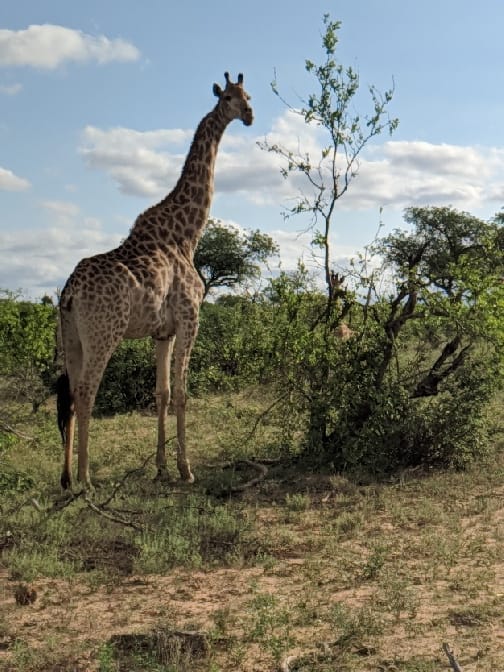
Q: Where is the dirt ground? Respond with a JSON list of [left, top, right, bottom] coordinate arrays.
[[3, 496, 504, 671]]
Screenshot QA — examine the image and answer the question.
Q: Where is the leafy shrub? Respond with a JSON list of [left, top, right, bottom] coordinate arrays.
[[190, 297, 276, 394], [267, 208, 504, 474], [0, 291, 57, 411], [0, 433, 34, 494], [95, 338, 156, 415]]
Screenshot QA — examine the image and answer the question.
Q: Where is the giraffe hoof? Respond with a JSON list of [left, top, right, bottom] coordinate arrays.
[[60, 472, 72, 490], [180, 471, 195, 484], [154, 467, 172, 483]]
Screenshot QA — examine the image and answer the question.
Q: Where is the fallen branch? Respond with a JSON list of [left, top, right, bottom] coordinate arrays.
[[0, 419, 34, 441], [29, 498, 43, 512], [98, 450, 157, 508], [279, 655, 298, 672], [51, 490, 84, 512], [2, 494, 45, 518], [443, 643, 463, 672], [227, 459, 269, 494], [84, 494, 144, 531]]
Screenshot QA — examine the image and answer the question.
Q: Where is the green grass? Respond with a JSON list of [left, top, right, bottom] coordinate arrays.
[[1, 390, 504, 670]]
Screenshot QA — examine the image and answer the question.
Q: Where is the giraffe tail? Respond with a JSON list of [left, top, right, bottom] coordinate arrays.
[[56, 372, 73, 444]]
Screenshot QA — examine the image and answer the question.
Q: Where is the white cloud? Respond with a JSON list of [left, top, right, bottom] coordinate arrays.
[[270, 227, 361, 278], [79, 120, 289, 200], [258, 114, 504, 212], [263, 108, 326, 159], [344, 141, 503, 211], [375, 141, 490, 178], [78, 110, 504, 216], [80, 125, 193, 197], [41, 200, 81, 219], [271, 228, 314, 268], [0, 166, 30, 191], [0, 198, 124, 298], [0, 219, 122, 299], [0, 82, 22, 95], [0, 24, 140, 70], [82, 126, 191, 150]]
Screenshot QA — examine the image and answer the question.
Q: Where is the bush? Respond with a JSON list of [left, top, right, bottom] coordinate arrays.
[[94, 298, 279, 414], [0, 291, 57, 411], [266, 208, 504, 474], [189, 297, 276, 394], [95, 339, 156, 415], [0, 432, 34, 494]]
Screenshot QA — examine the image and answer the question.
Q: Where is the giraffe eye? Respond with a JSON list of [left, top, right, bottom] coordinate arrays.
[[223, 94, 232, 101]]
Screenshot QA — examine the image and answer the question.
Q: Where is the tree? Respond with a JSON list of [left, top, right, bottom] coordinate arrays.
[[371, 207, 504, 396], [259, 14, 398, 302], [194, 219, 279, 298], [263, 207, 504, 472]]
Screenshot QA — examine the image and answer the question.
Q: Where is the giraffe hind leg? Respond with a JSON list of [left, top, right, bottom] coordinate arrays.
[[74, 341, 123, 489], [57, 372, 76, 489]]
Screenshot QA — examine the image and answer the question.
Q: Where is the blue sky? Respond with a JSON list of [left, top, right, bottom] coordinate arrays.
[[1, 0, 503, 299]]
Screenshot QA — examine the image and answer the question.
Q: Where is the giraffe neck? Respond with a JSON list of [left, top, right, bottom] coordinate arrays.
[[167, 105, 229, 250], [127, 104, 230, 260]]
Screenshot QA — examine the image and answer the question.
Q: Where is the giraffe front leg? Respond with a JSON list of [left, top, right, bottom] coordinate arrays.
[[154, 338, 174, 481], [173, 334, 195, 484], [173, 386, 194, 483]]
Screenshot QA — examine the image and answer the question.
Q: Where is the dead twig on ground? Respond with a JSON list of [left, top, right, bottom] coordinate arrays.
[[279, 654, 298, 672], [98, 450, 157, 508], [51, 490, 84, 511], [443, 643, 463, 672], [229, 459, 268, 493], [220, 459, 269, 496], [0, 419, 34, 441], [84, 494, 144, 531]]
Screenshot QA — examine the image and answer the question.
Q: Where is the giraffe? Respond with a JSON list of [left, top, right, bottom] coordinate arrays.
[[56, 72, 253, 490], [330, 272, 355, 341]]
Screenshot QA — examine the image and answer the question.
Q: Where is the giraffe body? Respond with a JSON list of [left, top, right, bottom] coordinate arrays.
[[57, 73, 253, 489]]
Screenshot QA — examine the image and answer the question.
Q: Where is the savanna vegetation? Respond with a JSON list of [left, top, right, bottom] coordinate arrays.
[[1, 14, 504, 672]]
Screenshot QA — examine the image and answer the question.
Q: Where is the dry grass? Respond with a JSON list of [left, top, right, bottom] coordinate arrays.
[[1, 391, 504, 671]]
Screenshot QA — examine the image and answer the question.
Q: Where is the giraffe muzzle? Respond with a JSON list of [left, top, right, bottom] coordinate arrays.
[[243, 108, 254, 126]]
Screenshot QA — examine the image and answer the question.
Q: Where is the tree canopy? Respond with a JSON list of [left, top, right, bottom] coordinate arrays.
[[194, 219, 279, 298]]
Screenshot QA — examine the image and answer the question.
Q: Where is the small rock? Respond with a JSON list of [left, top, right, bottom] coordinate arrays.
[[14, 583, 37, 606]]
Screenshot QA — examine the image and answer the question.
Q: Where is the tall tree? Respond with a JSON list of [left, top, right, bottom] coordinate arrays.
[[194, 219, 279, 298], [259, 14, 398, 303]]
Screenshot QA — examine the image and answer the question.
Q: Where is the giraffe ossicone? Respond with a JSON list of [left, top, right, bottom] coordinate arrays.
[[57, 73, 254, 490]]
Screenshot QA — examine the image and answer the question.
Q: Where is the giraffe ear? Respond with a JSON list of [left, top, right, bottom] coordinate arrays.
[[213, 83, 223, 98]]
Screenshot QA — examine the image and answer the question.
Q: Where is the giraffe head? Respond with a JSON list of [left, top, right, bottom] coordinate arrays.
[[213, 72, 254, 126]]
